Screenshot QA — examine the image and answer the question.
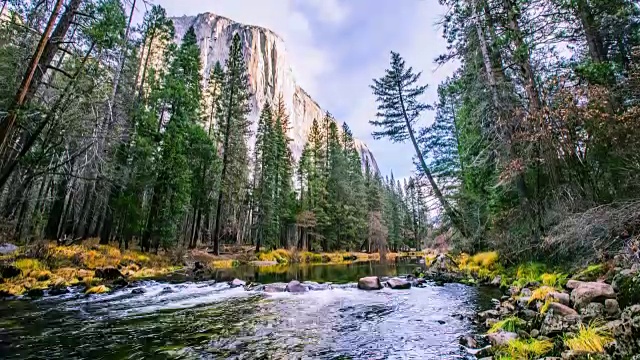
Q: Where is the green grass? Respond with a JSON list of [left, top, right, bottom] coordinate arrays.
[[564, 322, 613, 353], [488, 316, 526, 333], [496, 338, 554, 359]]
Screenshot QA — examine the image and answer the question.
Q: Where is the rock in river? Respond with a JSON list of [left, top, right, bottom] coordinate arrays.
[[286, 280, 309, 293], [386, 277, 411, 290], [229, 278, 246, 288], [358, 276, 382, 290]]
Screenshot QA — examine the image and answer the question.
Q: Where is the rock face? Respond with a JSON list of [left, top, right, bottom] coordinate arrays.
[[358, 276, 382, 290], [169, 13, 379, 170]]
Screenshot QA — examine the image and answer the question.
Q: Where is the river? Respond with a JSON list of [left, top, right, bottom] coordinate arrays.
[[0, 260, 499, 359]]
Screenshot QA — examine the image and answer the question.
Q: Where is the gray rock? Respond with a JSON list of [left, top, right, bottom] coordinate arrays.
[[386, 277, 411, 290], [566, 280, 585, 289], [229, 278, 246, 288], [605, 298, 620, 316], [131, 288, 146, 294], [357, 276, 382, 290], [541, 312, 581, 336], [306, 282, 332, 291], [530, 329, 540, 338], [520, 288, 533, 297], [285, 280, 309, 293], [547, 291, 571, 306], [520, 309, 539, 320], [478, 309, 501, 320], [485, 318, 499, 328], [517, 296, 532, 309], [548, 302, 578, 316], [570, 281, 616, 309], [459, 335, 477, 348], [0, 243, 18, 255], [491, 275, 502, 286], [487, 331, 518, 346], [580, 302, 605, 320]]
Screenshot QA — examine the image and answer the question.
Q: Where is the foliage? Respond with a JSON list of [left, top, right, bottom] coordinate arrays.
[[488, 316, 526, 334], [564, 322, 614, 353], [85, 285, 111, 294], [495, 338, 554, 359], [528, 286, 556, 304]]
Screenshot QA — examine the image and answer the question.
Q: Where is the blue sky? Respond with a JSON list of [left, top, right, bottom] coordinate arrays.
[[151, 0, 458, 179]]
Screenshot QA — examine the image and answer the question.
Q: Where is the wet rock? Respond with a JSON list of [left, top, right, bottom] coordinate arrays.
[[605, 298, 620, 316], [485, 318, 499, 328], [509, 286, 520, 296], [520, 288, 533, 297], [437, 320, 446, 325], [491, 276, 502, 286], [517, 330, 530, 339], [491, 298, 501, 308], [548, 291, 571, 306], [264, 283, 287, 293], [520, 309, 539, 321], [580, 302, 605, 320], [229, 278, 246, 288], [386, 277, 411, 290], [305, 282, 332, 291], [95, 267, 124, 281], [49, 287, 69, 296], [459, 335, 478, 348], [342, 254, 358, 261], [566, 280, 585, 290], [548, 302, 578, 317], [517, 296, 532, 309], [570, 281, 615, 309], [357, 276, 382, 290], [131, 288, 146, 294], [0, 243, 18, 255], [501, 301, 516, 312], [160, 286, 174, 294], [194, 261, 204, 271], [487, 331, 518, 346], [285, 280, 309, 293], [0, 264, 20, 278], [478, 309, 500, 321], [27, 288, 44, 297], [112, 278, 129, 287]]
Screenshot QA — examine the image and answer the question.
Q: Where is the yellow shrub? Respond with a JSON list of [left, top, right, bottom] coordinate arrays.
[[85, 285, 110, 294], [529, 286, 556, 304], [0, 283, 26, 296], [498, 339, 553, 359], [472, 251, 499, 268], [209, 260, 236, 269], [564, 322, 613, 353], [29, 270, 52, 281], [540, 272, 568, 287], [14, 258, 45, 274]]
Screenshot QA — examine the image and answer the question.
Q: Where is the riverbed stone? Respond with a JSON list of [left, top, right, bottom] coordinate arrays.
[[286, 280, 309, 293], [487, 331, 518, 346], [95, 267, 124, 280], [357, 276, 382, 290], [459, 335, 478, 348], [548, 302, 578, 316], [304, 282, 332, 291], [547, 291, 571, 306], [570, 281, 616, 309], [131, 288, 145, 294], [491, 275, 502, 286], [386, 277, 411, 290], [541, 313, 581, 336], [520, 288, 533, 297], [229, 278, 246, 288]]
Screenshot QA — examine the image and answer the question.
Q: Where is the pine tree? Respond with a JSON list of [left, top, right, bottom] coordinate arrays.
[[253, 102, 276, 251], [371, 51, 467, 237], [213, 33, 251, 255]]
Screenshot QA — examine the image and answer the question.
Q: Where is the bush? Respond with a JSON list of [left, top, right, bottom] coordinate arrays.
[[496, 338, 553, 359], [564, 322, 613, 353]]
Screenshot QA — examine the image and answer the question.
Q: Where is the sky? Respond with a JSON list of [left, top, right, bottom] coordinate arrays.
[[147, 0, 458, 179]]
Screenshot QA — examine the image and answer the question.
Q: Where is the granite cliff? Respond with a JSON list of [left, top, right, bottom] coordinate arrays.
[[169, 13, 378, 172]]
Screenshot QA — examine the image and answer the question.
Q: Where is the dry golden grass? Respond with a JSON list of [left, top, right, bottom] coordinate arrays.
[[564, 322, 613, 353]]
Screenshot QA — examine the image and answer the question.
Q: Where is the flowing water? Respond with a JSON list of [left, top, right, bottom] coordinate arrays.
[[0, 260, 499, 359]]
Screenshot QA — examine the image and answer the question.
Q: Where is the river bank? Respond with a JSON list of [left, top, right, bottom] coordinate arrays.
[[0, 240, 427, 297]]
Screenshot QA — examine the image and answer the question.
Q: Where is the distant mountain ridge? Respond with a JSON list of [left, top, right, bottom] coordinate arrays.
[[169, 12, 379, 172]]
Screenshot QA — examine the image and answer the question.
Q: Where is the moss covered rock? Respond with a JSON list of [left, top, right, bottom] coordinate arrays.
[[612, 269, 640, 309]]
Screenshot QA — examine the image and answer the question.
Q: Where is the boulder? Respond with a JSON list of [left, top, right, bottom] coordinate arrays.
[[131, 288, 146, 294], [520, 309, 539, 321], [95, 267, 124, 280], [612, 268, 640, 309], [229, 278, 246, 288], [548, 302, 578, 317], [386, 277, 411, 290], [358, 276, 382, 290], [566, 280, 585, 290], [547, 291, 571, 306], [541, 313, 581, 336], [605, 298, 620, 316], [285, 280, 309, 293], [531, 329, 540, 338], [487, 331, 518, 346], [478, 309, 501, 321], [570, 281, 616, 309], [0, 243, 18, 255], [580, 302, 605, 320], [304, 282, 332, 291], [49, 287, 69, 296], [608, 305, 640, 359], [459, 335, 478, 348], [0, 264, 20, 278]]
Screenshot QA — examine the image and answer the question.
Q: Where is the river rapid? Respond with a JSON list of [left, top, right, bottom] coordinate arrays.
[[0, 261, 499, 359]]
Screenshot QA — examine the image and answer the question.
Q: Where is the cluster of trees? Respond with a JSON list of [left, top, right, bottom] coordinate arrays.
[[0, 1, 434, 254], [372, 0, 640, 260]]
